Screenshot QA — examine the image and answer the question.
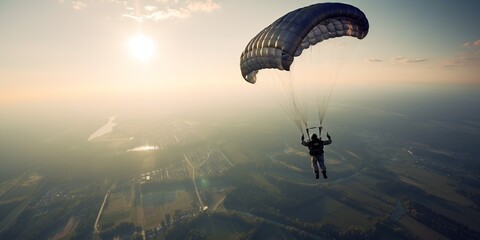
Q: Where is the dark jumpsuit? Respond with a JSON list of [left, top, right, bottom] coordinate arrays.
[[301, 137, 332, 174]]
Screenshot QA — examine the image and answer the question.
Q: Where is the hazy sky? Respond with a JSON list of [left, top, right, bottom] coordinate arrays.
[[1, 0, 479, 109]]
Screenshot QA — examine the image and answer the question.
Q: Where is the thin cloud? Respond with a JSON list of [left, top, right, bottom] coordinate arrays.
[[366, 58, 382, 62], [187, 0, 221, 12], [72, 1, 87, 10], [463, 39, 480, 47], [440, 53, 480, 68], [145, 0, 221, 21], [124, 8, 191, 22], [60, 0, 221, 21], [156, 0, 179, 3], [441, 40, 480, 67], [149, 8, 191, 20], [122, 14, 143, 22], [440, 58, 466, 68], [404, 58, 428, 63], [145, 6, 158, 12], [392, 56, 428, 63], [392, 56, 406, 61]]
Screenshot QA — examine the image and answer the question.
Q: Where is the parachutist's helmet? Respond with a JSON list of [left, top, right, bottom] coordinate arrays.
[[311, 134, 318, 140]]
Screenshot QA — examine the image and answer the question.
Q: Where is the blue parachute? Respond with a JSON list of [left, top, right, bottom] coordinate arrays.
[[240, 2, 369, 83]]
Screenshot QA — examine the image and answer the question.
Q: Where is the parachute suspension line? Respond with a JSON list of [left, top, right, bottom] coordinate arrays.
[[289, 49, 314, 135], [311, 40, 337, 127], [256, 68, 307, 135], [262, 37, 360, 136], [317, 40, 335, 125], [316, 37, 359, 125], [293, 46, 317, 130], [283, 69, 310, 135], [306, 47, 316, 129]]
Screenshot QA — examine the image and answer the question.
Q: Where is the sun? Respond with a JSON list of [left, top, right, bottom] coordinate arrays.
[[127, 34, 155, 61]]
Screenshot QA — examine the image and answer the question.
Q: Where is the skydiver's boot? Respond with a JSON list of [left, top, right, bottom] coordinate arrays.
[[322, 171, 328, 179], [315, 171, 319, 179]]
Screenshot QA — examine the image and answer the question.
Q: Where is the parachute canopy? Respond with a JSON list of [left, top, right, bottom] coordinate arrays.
[[240, 2, 369, 83]]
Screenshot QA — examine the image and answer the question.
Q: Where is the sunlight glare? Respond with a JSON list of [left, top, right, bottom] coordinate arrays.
[[127, 35, 155, 61]]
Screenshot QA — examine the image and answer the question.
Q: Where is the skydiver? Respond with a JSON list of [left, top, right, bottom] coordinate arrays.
[[301, 132, 332, 179]]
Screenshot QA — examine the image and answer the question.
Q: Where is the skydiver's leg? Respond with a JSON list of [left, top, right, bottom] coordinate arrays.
[[311, 156, 319, 179], [319, 154, 327, 179], [318, 156, 326, 172]]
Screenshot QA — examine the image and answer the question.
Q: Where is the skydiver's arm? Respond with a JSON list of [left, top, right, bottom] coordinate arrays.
[[323, 133, 332, 145], [301, 135, 309, 146]]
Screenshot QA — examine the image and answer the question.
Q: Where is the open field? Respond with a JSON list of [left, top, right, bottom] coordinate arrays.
[[0, 175, 24, 199], [100, 192, 132, 226], [0, 198, 33, 232], [399, 215, 448, 240], [142, 190, 195, 228], [0, 171, 43, 233], [188, 217, 250, 240], [102, 210, 130, 226], [388, 160, 473, 206], [51, 216, 79, 240], [0, 172, 42, 201]]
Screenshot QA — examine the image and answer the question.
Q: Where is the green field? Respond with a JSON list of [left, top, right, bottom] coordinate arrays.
[[143, 190, 195, 228], [0, 171, 43, 232], [100, 191, 133, 227]]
